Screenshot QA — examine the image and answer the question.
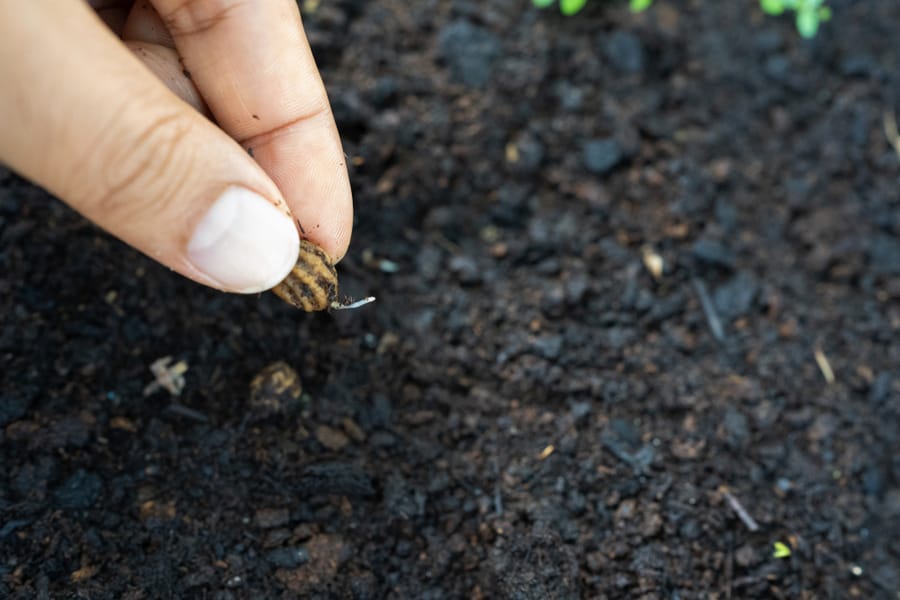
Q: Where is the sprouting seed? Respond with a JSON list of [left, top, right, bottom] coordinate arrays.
[[272, 239, 375, 312]]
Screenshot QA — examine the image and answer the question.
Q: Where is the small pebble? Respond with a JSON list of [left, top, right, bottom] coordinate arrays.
[[692, 238, 736, 269], [583, 138, 624, 175], [602, 31, 645, 74], [265, 547, 310, 569], [255, 508, 290, 529], [315, 425, 350, 452]]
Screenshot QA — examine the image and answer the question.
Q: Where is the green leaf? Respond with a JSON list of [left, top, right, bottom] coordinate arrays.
[[560, 0, 588, 15], [532, 0, 556, 8], [773, 541, 793, 558], [630, 0, 654, 12], [760, 0, 786, 16], [795, 9, 819, 38]]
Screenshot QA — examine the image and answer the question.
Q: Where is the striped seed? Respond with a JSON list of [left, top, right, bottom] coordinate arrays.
[[271, 240, 338, 311]]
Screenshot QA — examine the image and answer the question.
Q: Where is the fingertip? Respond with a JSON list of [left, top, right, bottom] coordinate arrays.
[[187, 186, 300, 293], [321, 211, 353, 263]]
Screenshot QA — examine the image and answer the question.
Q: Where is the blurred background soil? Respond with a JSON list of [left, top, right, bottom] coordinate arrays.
[[1, 0, 899, 597]]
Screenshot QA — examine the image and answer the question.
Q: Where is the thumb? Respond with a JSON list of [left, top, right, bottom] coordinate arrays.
[[0, 2, 299, 294]]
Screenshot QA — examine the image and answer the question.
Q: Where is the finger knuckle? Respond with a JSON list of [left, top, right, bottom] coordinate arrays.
[[161, 0, 243, 37], [90, 106, 195, 224]]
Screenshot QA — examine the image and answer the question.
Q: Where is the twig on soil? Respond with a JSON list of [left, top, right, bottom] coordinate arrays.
[[725, 533, 734, 600], [429, 231, 461, 254], [163, 403, 209, 423], [814, 347, 835, 384], [718, 486, 760, 532], [691, 278, 725, 343], [491, 458, 504, 517], [883, 110, 900, 158]]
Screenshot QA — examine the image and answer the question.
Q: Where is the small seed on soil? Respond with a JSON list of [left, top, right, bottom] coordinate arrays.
[[249, 361, 302, 418]]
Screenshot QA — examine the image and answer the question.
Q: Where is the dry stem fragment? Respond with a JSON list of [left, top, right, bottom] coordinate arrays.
[[718, 485, 760, 532], [883, 109, 900, 158], [814, 347, 835, 384], [143, 356, 188, 396]]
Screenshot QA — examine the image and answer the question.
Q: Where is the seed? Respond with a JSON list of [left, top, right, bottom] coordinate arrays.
[[272, 240, 339, 311]]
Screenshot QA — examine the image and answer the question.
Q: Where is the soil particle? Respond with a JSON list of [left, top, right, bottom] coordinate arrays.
[[314, 424, 351, 452], [692, 237, 737, 270], [0, 394, 31, 428], [273, 534, 346, 595], [254, 507, 290, 529], [602, 30, 645, 74], [297, 462, 374, 498], [438, 20, 501, 87], [582, 137, 624, 175], [53, 469, 102, 510], [720, 405, 750, 449], [265, 547, 310, 569], [870, 234, 900, 274], [492, 529, 579, 600], [713, 271, 759, 320], [448, 254, 483, 285]]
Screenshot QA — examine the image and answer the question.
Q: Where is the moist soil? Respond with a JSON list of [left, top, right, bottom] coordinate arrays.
[[2, 0, 900, 598]]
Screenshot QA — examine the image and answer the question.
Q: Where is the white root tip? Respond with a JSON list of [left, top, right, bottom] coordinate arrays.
[[330, 296, 376, 311]]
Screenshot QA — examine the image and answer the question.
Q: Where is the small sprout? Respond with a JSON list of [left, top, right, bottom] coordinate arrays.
[[642, 245, 664, 280], [538, 444, 555, 460], [534, 0, 830, 38], [814, 347, 835, 384], [773, 541, 792, 558], [630, 0, 653, 12], [531, 0, 586, 16], [760, 0, 786, 14], [331, 296, 377, 311], [759, 0, 831, 39], [560, 0, 587, 15]]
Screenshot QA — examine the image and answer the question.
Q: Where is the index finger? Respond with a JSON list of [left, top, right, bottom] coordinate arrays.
[[151, 0, 352, 260]]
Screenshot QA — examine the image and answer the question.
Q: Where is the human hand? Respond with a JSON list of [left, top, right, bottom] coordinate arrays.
[[0, 1, 352, 293]]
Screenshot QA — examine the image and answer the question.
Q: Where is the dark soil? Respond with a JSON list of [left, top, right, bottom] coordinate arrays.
[[2, 0, 900, 598]]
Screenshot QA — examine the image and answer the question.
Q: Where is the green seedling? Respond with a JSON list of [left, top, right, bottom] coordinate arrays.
[[531, 0, 645, 16], [532, 0, 831, 38], [772, 541, 793, 558], [532, 0, 588, 16], [759, 0, 831, 38]]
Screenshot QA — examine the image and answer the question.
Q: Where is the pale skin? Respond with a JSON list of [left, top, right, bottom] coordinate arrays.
[[0, 0, 353, 294]]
